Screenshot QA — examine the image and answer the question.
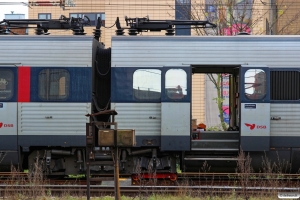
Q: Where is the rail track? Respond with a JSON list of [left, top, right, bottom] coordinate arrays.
[[0, 172, 299, 187], [0, 171, 299, 197], [1, 184, 300, 197]]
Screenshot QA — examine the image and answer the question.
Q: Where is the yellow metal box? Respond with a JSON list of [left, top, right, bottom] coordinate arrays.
[[117, 129, 135, 147], [98, 129, 114, 146]]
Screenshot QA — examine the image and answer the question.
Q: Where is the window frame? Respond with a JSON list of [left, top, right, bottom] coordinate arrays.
[[165, 68, 187, 100], [133, 69, 161, 101], [38, 69, 70, 101], [0, 69, 14, 101], [244, 69, 267, 100], [38, 13, 51, 19]]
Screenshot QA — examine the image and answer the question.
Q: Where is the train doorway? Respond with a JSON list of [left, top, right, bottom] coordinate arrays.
[[183, 64, 270, 172]]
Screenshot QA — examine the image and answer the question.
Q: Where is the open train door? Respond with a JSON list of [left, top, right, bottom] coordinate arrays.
[[161, 66, 191, 151], [239, 65, 270, 151]]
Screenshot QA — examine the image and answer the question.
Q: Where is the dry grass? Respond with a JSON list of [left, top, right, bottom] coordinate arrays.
[[2, 150, 299, 200]]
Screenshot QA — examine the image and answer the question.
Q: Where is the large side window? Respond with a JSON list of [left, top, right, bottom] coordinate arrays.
[[133, 69, 161, 100], [0, 69, 14, 101], [244, 69, 266, 100], [38, 69, 70, 101], [165, 69, 187, 100]]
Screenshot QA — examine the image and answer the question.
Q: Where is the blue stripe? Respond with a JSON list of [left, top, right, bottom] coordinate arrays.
[[0, 135, 17, 150], [240, 136, 270, 151], [161, 135, 190, 151], [270, 68, 300, 71], [30, 67, 91, 102], [18, 135, 85, 147], [111, 67, 141, 102], [111, 67, 191, 103]]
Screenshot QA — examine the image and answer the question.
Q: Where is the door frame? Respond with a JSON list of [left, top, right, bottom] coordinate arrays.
[[160, 66, 191, 151]]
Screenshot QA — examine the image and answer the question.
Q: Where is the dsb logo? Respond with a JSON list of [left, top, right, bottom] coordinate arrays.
[[0, 122, 14, 128], [4, 124, 13, 127], [245, 123, 266, 130], [257, 125, 266, 129]]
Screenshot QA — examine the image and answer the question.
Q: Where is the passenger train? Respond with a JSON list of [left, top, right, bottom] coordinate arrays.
[[1, 20, 300, 179]]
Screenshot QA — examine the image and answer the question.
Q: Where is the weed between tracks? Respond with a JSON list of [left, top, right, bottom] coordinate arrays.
[[2, 150, 300, 200]]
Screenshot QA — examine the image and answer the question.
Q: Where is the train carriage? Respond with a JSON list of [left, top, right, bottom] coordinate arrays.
[[2, 18, 300, 179], [0, 35, 100, 174], [109, 35, 300, 174]]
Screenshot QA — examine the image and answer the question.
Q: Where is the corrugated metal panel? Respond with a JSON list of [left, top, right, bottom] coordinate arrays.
[[111, 36, 300, 68], [0, 35, 93, 67], [270, 104, 300, 136], [111, 103, 161, 136], [18, 103, 90, 135]]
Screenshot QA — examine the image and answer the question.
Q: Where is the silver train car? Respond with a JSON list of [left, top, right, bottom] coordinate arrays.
[[1, 34, 300, 179], [0, 35, 100, 175], [108, 35, 300, 176]]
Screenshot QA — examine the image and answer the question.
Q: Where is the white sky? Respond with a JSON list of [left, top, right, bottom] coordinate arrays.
[[0, 0, 28, 20]]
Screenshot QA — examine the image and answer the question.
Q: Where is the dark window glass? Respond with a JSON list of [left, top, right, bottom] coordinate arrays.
[[0, 69, 14, 101], [244, 69, 266, 100], [38, 69, 70, 101], [271, 71, 300, 100], [165, 69, 187, 100], [133, 69, 161, 100], [69, 13, 105, 26]]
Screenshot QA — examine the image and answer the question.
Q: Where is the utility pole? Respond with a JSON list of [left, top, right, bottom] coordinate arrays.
[[269, 0, 277, 35], [270, 0, 273, 34]]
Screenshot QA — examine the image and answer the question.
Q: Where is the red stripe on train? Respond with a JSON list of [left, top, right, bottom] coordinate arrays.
[[18, 67, 30, 102]]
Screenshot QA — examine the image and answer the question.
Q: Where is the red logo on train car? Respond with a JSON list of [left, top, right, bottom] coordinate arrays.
[[245, 123, 266, 130], [0, 122, 13, 128], [245, 123, 255, 130]]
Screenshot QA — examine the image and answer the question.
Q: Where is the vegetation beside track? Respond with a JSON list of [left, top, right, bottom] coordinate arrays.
[[1, 150, 300, 199]]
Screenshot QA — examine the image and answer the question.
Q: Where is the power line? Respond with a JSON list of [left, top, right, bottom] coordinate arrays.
[[0, 2, 298, 6]]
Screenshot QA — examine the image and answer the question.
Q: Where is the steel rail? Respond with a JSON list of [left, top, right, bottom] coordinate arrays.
[[1, 184, 300, 190], [1, 184, 300, 198]]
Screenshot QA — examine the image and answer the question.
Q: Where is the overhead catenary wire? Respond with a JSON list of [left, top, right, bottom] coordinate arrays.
[[0, 1, 295, 9]]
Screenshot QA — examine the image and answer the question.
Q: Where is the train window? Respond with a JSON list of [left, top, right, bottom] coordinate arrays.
[[38, 69, 70, 101], [244, 69, 266, 100], [133, 69, 161, 100], [0, 69, 14, 101], [165, 69, 187, 99]]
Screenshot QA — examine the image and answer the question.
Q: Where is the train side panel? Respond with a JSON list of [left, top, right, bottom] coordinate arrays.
[[111, 35, 300, 173], [0, 35, 96, 172], [111, 36, 300, 68], [111, 36, 300, 147], [2, 36, 93, 67]]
